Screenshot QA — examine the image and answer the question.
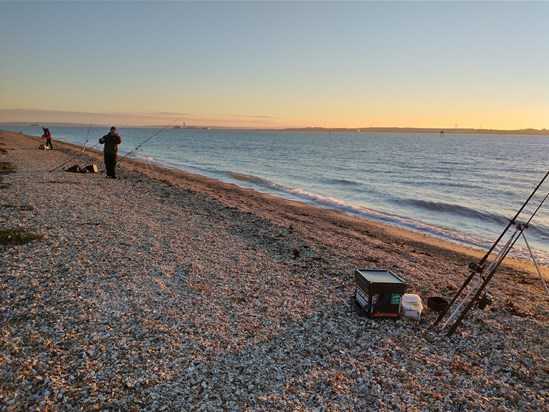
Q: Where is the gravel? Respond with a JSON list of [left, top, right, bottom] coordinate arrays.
[[1, 130, 547, 411]]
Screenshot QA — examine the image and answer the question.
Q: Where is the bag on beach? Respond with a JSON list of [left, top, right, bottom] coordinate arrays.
[[65, 165, 82, 173], [83, 164, 99, 173]]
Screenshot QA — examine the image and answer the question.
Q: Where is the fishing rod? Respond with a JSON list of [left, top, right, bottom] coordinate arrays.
[[433, 170, 549, 327], [431, 170, 549, 333], [48, 142, 101, 173], [521, 192, 549, 295], [117, 115, 183, 164], [81, 112, 96, 152], [49, 114, 100, 173], [444, 188, 548, 337]]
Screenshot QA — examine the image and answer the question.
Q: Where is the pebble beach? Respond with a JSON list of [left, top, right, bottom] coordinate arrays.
[[1, 130, 547, 411]]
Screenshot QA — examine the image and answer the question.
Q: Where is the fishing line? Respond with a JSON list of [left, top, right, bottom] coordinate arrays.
[[476, 170, 549, 267], [49, 114, 101, 173], [441, 174, 549, 336], [432, 170, 549, 329], [117, 115, 183, 164], [49, 142, 101, 173], [82, 112, 96, 152]]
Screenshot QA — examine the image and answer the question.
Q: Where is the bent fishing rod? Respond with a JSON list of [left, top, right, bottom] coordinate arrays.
[[432, 170, 549, 329], [117, 115, 183, 164]]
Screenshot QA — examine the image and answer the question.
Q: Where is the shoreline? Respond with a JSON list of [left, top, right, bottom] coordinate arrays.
[[56, 131, 548, 275], [1, 130, 548, 410], [3, 123, 549, 135], [6, 124, 548, 266]]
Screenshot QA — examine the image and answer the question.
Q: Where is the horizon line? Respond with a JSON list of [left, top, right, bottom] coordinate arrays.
[[2, 121, 548, 135]]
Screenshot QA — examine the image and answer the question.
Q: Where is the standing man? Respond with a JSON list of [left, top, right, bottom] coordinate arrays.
[[99, 126, 122, 178]]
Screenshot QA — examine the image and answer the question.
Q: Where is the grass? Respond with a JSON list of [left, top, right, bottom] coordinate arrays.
[[0, 228, 43, 246]]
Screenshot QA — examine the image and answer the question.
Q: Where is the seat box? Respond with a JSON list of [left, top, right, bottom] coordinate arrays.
[[354, 269, 407, 318]]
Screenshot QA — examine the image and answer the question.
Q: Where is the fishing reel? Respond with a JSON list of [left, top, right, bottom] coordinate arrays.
[[468, 262, 485, 274], [476, 292, 493, 310]]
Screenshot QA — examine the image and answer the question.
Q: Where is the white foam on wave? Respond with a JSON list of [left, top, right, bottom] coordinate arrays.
[[120, 150, 549, 266]]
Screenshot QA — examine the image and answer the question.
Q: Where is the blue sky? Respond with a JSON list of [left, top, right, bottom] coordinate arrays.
[[1, 1, 548, 129]]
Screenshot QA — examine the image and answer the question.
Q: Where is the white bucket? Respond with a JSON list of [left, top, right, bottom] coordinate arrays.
[[400, 294, 423, 319]]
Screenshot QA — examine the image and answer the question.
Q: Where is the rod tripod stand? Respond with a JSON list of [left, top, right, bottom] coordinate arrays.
[[431, 171, 548, 337]]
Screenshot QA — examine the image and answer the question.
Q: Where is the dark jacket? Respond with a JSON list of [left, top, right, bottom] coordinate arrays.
[[99, 132, 122, 155]]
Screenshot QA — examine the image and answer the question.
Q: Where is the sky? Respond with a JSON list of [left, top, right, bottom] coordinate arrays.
[[0, 1, 548, 129]]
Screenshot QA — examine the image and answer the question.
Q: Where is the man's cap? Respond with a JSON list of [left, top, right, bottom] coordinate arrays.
[[110, 126, 116, 131]]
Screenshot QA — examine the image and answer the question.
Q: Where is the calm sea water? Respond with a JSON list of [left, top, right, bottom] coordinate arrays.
[[6, 125, 549, 264]]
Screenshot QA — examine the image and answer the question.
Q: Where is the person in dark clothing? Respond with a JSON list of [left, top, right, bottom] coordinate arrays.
[[42, 127, 53, 149], [99, 126, 122, 178]]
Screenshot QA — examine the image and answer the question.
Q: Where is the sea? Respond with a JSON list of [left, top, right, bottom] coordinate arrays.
[[5, 124, 549, 266]]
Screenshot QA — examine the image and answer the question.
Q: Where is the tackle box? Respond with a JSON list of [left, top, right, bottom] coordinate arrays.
[[354, 269, 407, 318]]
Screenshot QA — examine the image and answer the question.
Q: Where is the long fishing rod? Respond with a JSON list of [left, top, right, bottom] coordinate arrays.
[[521, 192, 549, 295], [82, 112, 96, 152], [48, 142, 101, 173], [117, 115, 182, 164], [445, 188, 548, 337], [49, 114, 100, 173], [432, 170, 549, 327], [478, 170, 549, 263]]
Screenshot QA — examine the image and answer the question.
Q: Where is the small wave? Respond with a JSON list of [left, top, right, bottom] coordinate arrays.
[[111, 151, 549, 265], [402, 179, 481, 190], [399, 198, 510, 225], [526, 223, 549, 243], [135, 153, 156, 162], [227, 171, 272, 186], [323, 178, 361, 187]]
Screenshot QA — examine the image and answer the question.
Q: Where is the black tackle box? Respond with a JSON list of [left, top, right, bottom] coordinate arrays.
[[354, 269, 407, 318]]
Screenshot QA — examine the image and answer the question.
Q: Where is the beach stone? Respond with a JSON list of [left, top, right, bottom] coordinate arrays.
[[0, 130, 547, 411]]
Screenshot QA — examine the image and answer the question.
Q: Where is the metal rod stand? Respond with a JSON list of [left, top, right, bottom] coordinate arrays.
[[431, 172, 548, 337]]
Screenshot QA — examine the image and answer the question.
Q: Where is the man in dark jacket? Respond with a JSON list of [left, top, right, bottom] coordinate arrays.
[[99, 126, 122, 178]]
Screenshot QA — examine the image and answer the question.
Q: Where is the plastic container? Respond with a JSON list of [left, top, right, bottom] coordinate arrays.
[[399, 294, 423, 319]]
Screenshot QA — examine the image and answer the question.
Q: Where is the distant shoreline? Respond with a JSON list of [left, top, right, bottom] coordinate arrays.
[[1, 122, 548, 135], [278, 127, 549, 136]]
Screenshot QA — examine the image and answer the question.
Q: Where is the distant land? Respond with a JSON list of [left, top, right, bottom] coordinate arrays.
[[278, 127, 549, 135], [1, 122, 548, 135]]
